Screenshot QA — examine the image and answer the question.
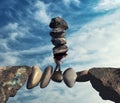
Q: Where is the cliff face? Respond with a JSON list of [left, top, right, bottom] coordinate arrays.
[[89, 68, 120, 103], [0, 66, 32, 103]]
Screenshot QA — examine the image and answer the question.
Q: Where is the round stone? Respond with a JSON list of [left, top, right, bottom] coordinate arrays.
[[51, 71, 63, 83], [53, 45, 68, 55], [40, 66, 53, 88], [51, 38, 67, 46], [27, 66, 42, 89], [63, 68, 77, 88], [50, 28, 66, 38], [49, 17, 68, 30]]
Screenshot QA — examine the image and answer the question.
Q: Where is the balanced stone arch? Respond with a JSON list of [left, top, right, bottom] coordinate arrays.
[[0, 66, 120, 103], [0, 17, 120, 103]]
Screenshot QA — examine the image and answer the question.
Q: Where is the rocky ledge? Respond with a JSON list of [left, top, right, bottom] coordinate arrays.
[[89, 68, 120, 103], [0, 66, 32, 103]]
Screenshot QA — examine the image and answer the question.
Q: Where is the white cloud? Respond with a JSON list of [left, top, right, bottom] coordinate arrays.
[[65, 8, 120, 68], [34, 1, 51, 24], [1, 22, 29, 41], [94, 0, 120, 11], [63, 0, 81, 7], [5, 22, 18, 30], [0, 53, 19, 66]]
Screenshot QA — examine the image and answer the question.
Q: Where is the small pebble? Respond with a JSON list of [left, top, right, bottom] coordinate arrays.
[[51, 71, 63, 83], [53, 45, 68, 55], [51, 38, 67, 46], [50, 28, 66, 38]]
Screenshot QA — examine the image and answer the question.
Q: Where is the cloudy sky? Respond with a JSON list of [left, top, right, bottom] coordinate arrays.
[[0, 0, 120, 103]]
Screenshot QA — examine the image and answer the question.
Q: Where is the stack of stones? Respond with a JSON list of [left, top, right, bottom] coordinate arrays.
[[49, 17, 68, 70], [49, 17, 69, 83]]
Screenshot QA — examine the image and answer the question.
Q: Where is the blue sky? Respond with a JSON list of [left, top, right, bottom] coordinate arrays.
[[0, 0, 120, 103]]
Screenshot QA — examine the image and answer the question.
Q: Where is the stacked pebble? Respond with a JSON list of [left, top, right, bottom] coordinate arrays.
[[49, 17, 68, 66]]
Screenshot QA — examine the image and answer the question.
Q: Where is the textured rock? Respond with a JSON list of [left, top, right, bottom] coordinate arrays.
[[88, 68, 120, 103], [63, 68, 77, 88], [51, 38, 67, 46], [51, 71, 63, 83], [0, 66, 32, 103], [50, 28, 66, 38], [53, 45, 68, 55], [49, 17, 68, 30], [40, 66, 53, 88], [27, 66, 42, 89]]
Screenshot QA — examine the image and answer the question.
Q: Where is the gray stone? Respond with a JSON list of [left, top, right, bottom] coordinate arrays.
[[53, 45, 68, 55], [63, 68, 77, 88], [40, 66, 53, 88], [51, 38, 67, 46], [51, 71, 63, 83], [49, 17, 68, 30], [50, 28, 66, 38]]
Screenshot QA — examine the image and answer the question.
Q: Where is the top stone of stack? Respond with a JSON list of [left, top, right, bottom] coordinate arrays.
[[49, 17, 68, 30]]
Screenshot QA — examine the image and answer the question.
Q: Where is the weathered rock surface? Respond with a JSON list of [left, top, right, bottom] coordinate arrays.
[[27, 66, 42, 89], [88, 68, 120, 103], [0, 66, 32, 103]]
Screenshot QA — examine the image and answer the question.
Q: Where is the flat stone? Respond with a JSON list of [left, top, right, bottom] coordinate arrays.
[[40, 66, 53, 88], [27, 66, 42, 89], [76, 70, 90, 82], [51, 38, 67, 46], [63, 68, 77, 88], [51, 71, 63, 83], [53, 45, 68, 55], [49, 17, 68, 30], [50, 28, 66, 38]]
